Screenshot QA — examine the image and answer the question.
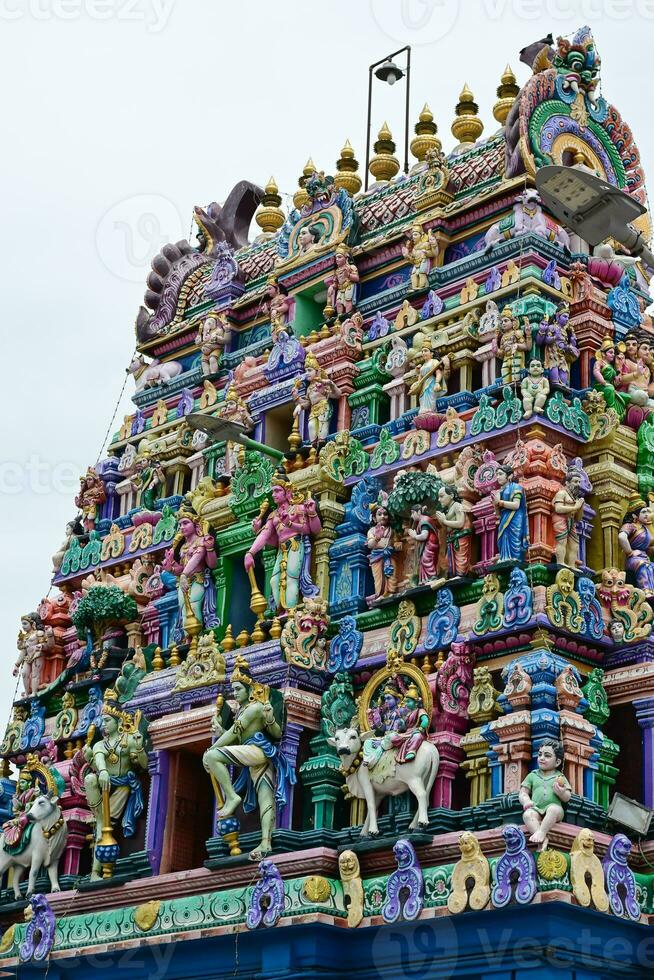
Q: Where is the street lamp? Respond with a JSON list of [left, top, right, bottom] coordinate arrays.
[[536, 164, 654, 268], [186, 414, 286, 462], [365, 46, 411, 191]]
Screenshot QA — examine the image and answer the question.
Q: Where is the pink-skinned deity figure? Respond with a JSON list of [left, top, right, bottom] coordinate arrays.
[[244, 474, 322, 615], [75, 467, 106, 533], [162, 504, 219, 639], [265, 276, 294, 343], [14, 612, 55, 697], [325, 245, 359, 318]]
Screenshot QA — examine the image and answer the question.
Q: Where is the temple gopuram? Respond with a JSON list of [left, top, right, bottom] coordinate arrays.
[[4, 26, 654, 979]]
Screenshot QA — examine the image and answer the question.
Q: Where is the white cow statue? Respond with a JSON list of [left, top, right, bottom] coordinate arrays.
[[0, 794, 67, 899], [329, 726, 440, 836], [128, 354, 183, 392], [483, 189, 570, 251]]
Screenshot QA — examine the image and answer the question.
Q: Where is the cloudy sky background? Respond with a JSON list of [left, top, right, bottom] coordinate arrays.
[[1, 0, 653, 731]]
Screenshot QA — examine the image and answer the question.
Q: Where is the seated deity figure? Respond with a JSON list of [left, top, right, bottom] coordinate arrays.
[[519, 739, 571, 850], [593, 337, 629, 420], [1, 768, 40, 853], [203, 656, 293, 860], [195, 311, 230, 376], [325, 245, 359, 318], [521, 359, 550, 418], [245, 475, 322, 615], [402, 223, 438, 292], [363, 683, 404, 769], [408, 341, 451, 414], [618, 498, 654, 593], [389, 684, 430, 763], [292, 354, 342, 446], [498, 309, 531, 384], [617, 331, 653, 408]]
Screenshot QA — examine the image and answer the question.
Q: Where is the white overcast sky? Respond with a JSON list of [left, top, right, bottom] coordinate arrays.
[[1, 0, 653, 731]]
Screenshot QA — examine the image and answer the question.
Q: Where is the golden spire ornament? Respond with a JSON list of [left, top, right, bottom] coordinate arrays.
[[492, 65, 519, 125], [293, 158, 317, 209], [334, 140, 361, 197], [255, 177, 285, 236], [368, 122, 400, 184], [410, 104, 442, 164], [451, 84, 484, 146]]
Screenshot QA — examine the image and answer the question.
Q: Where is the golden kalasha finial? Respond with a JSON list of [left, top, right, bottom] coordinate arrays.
[[368, 122, 400, 184], [493, 64, 519, 125], [293, 157, 317, 209], [334, 139, 362, 197], [451, 83, 484, 145], [255, 177, 285, 236], [410, 103, 442, 163]]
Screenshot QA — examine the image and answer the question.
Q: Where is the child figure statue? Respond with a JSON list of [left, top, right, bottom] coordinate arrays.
[[519, 739, 571, 850], [521, 359, 550, 418]]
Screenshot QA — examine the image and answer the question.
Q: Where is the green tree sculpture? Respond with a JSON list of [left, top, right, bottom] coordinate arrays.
[[72, 585, 138, 649]]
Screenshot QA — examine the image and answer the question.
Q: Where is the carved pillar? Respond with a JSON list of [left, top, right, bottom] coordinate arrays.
[[382, 376, 408, 420], [585, 427, 638, 571], [595, 733, 619, 809], [61, 809, 92, 876], [470, 499, 498, 572], [635, 697, 654, 808], [116, 477, 136, 517], [278, 721, 302, 830], [313, 498, 343, 602], [299, 734, 343, 831], [140, 603, 161, 647], [483, 712, 532, 794], [429, 734, 463, 808], [145, 749, 170, 875], [459, 737, 491, 805], [558, 711, 597, 798], [187, 448, 207, 489], [460, 672, 502, 806]]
